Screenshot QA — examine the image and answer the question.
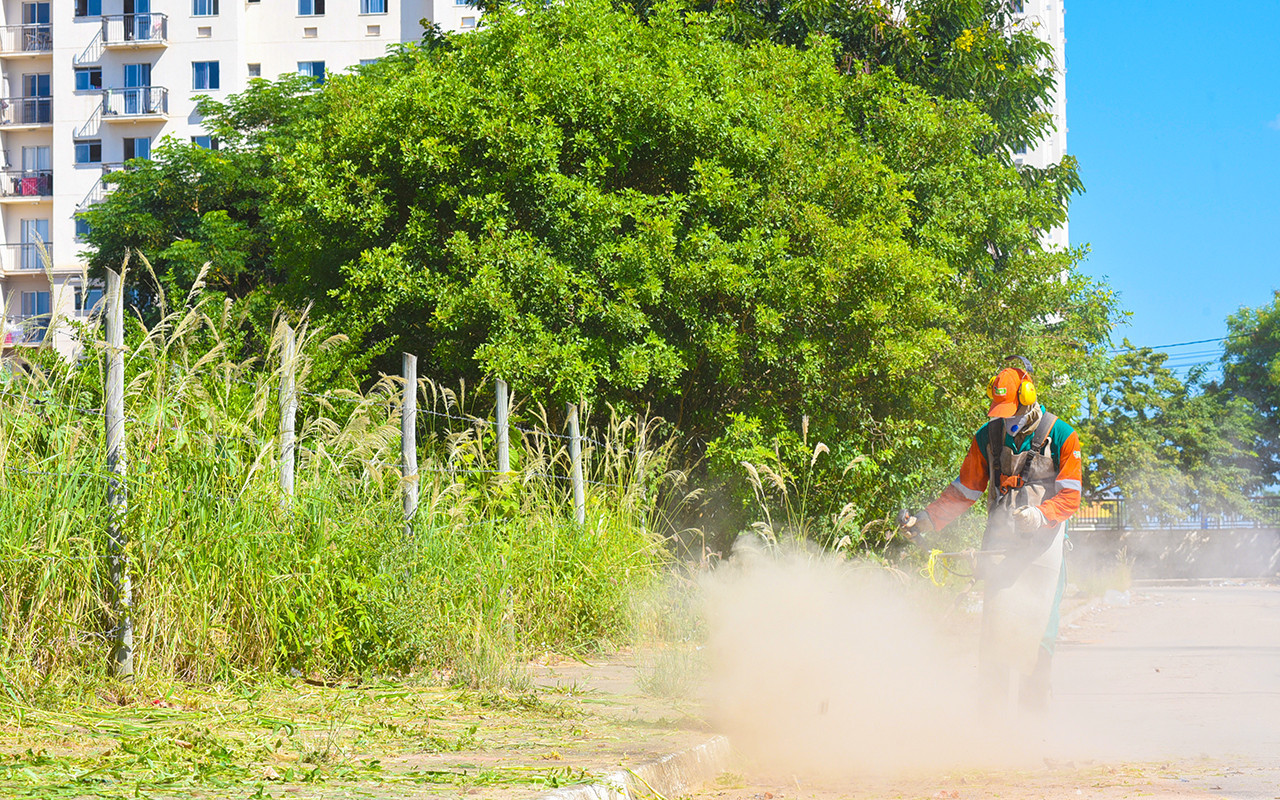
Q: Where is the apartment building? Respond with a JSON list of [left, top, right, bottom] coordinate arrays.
[[0, 0, 476, 357], [1013, 0, 1068, 251]]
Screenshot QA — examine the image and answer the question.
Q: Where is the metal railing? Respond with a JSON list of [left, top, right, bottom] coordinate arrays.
[[101, 13, 167, 46], [1074, 497, 1280, 531], [2, 242, 52, 271], [0, 169, 51, 199], [0, 96, 51, 126], [0, 23, 52, 54], [100, 87, 167, 118], [3, 314, 48, 345], [77, 163, 124, 211]]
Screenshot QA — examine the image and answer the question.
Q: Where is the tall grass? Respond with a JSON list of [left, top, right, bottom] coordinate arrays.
[[0, 277, 672, 700]]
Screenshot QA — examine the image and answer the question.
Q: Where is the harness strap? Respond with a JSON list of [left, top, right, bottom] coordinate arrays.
[[989, 411, 1058, 496]]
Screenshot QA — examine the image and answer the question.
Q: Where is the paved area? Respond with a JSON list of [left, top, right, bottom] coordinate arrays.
[[688, 582, 1280, 800]]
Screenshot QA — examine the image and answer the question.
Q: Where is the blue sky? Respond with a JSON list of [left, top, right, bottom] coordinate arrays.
[[1066, 1, 1280, 375]]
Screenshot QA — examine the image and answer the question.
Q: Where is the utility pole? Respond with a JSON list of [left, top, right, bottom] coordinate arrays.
[[105, 269, 133, 679]]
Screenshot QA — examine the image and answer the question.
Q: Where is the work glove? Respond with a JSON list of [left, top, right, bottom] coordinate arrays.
[[896, 509, 935, 549], [1012, 505, 1047, 535]]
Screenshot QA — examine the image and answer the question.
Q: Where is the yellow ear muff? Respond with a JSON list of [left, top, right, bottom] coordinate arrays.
[[1018, 376, 1037, 406]]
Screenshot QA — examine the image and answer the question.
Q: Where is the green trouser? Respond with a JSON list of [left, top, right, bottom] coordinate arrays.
[[1040, 557, 1068, 657]]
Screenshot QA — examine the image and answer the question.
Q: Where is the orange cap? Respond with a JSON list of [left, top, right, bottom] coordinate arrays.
[[988, 368, 1025, 418]]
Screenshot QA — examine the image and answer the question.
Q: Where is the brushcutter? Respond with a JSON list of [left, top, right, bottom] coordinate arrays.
[[893, 509, 1008, 586]]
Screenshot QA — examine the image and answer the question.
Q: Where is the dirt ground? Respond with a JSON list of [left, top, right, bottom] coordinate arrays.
[[684, 582, 1280, 800]]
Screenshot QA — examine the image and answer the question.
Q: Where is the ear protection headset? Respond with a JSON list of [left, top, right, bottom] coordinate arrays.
[[986, 355, 1038, 407]]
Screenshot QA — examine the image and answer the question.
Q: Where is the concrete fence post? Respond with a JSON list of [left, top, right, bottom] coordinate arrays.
[[402, 353, 419, 535], [495, 378, 510, 474], [567, 401, 585, 525], [105, 269, 133, 679], [278, 321, 297, 502]]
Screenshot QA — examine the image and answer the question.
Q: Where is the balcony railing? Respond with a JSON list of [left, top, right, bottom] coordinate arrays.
[[0, 24, 52, 55], [77, 163, 124, 211], [100, 87, 167, 118], [0, 169, 52, 199], [2, 242, 52, 272], [3, 315, 48, 345], [0, 96, 51, 127], [102, 13, 167, 46]]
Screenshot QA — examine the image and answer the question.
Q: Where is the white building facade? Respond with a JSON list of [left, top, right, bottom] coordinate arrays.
[[0, 0, 476, 356], [1013, 0, 1068, 251]]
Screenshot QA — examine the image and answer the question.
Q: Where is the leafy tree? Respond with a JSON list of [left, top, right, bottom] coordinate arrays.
[[266, 0, 1111, 528], [80, 76, 321, 316], [79, 0, 1114, 537], [1220, 291, 1280, 485], [1078, 345, 1262, 522]]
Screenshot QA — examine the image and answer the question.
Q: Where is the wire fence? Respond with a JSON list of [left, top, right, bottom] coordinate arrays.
[[0, 272, 654, 678], [1072, 498, 1280, 532]]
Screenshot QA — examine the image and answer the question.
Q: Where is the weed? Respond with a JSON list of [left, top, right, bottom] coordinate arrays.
[[0, 272, 676, 696]]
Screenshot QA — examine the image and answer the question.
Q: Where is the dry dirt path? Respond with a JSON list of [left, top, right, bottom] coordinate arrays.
[[687, 582, 1280, 800]]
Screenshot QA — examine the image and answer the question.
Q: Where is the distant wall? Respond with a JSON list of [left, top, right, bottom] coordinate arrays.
[[1069, 528, 1280, 580]]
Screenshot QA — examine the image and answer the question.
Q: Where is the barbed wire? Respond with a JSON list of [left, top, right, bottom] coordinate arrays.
[[0, 389, 105, 418]]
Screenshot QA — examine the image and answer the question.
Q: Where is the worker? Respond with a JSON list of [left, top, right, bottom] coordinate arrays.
[[900, 356, 1082, 713]]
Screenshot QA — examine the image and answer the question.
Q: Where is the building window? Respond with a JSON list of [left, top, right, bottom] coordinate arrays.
[[297, 61, 325, 84], [193, 61, 221, 90], [361, 0, 387, 12], [75, 0, 102, 16], [191, 135, 220, 150], [74, 67, 103, 92], [247, 63, 262, 78], [124, 137, 151, 160], [75, 140, 102, 164], [21, 290, 50, 320], [193, 0, 219, 15], [359, 58, 379, 67], [75, 285, 103, 312], [74, 218, 93, 242], [460, 16, 476, 28], [299, 0, 324, 15]]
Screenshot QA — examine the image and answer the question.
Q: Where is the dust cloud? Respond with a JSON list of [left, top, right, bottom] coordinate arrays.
[[701, 537, 1048, 777]]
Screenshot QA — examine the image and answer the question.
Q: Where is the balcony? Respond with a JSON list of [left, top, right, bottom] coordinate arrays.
[[102, 13, 168, 49], [100, 88, 167, 122], [0, 96, 51, 129], [0, 169, 52, 203], [2, 242, 53, 273], [77, 163, 124, 211], [0, 24, 52, 57], [3, 315, 48, 346]]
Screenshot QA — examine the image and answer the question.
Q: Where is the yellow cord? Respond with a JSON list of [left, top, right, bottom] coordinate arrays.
[[923, 549, 946, 587]]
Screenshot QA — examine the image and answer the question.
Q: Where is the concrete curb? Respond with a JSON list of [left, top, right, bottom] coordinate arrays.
[[536, 734, 731, 800]]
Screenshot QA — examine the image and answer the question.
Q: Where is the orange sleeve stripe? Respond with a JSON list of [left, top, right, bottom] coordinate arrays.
[[1039, 430, 1082, 523], [926, 439, 989, 530]]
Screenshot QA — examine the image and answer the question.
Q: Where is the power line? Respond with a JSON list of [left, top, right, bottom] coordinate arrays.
[[1108, 332, 1254, 354]]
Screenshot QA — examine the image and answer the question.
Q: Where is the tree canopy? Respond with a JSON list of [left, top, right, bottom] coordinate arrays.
[[1221, 291, 1280, 486], [1077, 345, 1263, 522], [82, 0, 1114, 535]]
